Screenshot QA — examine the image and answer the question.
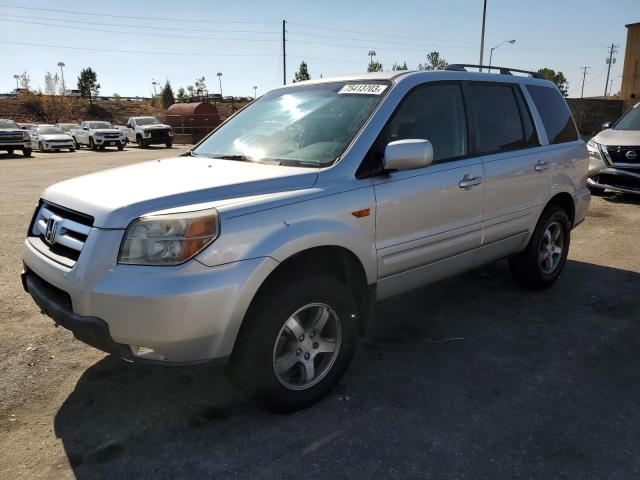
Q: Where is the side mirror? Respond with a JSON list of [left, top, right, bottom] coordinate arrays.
[[383, 139, 433, 171], [83, 126, 89, 130], [602, 122, 612, 130]]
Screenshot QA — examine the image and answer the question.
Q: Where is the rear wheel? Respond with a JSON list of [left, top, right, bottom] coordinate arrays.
[[509, 205, 571, 290], [23, 148, 31, 157], [230, 274, 358, 413]]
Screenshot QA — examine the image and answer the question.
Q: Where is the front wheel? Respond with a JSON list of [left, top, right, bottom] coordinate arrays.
[[137, 136, 146, 149], [89, 137, 98, 151], [38, 142, 44, 153], [73, 137, 80, 149], [509, 205, 571, 290], [117, 143, 124, 151], [23, 148, 32, 157], [7, 149, 14, 155], [229, 274, 358, 413], [166, 142, 172, 149]]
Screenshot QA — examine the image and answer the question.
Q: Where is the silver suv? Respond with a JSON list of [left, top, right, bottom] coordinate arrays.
[[22, 66, 590, 412]]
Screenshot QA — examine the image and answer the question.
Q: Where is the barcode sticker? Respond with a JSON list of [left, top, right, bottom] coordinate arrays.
[[338, 84, 388, 95]]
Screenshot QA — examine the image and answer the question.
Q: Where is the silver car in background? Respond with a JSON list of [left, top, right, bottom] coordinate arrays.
[[21, 67, 590, 412], [586, 101, 640, 195], [30, 125, 75, 153]]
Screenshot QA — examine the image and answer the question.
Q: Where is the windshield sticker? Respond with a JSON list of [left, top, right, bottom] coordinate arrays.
[[338, 84, 388, 95]]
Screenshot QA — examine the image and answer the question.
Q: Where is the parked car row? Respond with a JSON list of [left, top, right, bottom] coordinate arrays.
[[0, 116, 174, 156]]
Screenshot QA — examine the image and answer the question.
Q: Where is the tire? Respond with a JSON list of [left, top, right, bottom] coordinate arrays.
[[23, 148, 32, 157], [117, 143, 124, 151], [229, 274, 359, 413], [38, 142, 44, 153], [7, 149, 13, 155], [509, 205, 571, 290], [137, 136, 146, 149], [73, 137, 80, 149], [89, 137, 98, 151], [166, 142, 173, 149], [69, 148, 75, 152], [587, 184, 606, 196]]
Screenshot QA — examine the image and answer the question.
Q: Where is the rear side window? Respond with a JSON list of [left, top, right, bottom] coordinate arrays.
[[526, 85, 578, 144], [468, 84, 533, 154], [383, 83, 467, 163]]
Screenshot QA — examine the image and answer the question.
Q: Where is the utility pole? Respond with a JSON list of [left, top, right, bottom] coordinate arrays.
[[580, 66, 590, 98], [57, 62, 66, 95], [604, 43, 618, 97], [217, 72, 223, 97], [282, 19, 287, 85], [479, 0, 487, 71]]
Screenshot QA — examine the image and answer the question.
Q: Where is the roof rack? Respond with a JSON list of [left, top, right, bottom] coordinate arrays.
[[444, 64, 542, 78]]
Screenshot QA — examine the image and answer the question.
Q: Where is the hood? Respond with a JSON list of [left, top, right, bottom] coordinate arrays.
[[593, 128, 640, 146], [40, 134, 72, 141], [42, 157, 319, 228]]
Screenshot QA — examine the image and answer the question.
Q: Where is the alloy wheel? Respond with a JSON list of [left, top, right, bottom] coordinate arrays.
[[539, 221, 564, 274]]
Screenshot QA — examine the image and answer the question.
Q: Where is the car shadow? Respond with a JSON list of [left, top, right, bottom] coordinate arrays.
[[600, 191, 640, 206], [54, 259, 640, 479]]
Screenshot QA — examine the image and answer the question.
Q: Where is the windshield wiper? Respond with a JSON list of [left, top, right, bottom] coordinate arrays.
[[210, 154, 254, 162]]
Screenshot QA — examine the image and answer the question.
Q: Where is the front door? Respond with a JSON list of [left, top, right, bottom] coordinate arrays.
[[372, 82, 485, 299]]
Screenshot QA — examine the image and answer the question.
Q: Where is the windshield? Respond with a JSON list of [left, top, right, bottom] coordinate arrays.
[[0, 119, 19, 129], [193, 81, 389, 167], [89, 122, 114, 129], [135, 117, 161, 126], [58, 124, 78, 130], [39, 128, 64, 135], [614, 105, 640, 130]]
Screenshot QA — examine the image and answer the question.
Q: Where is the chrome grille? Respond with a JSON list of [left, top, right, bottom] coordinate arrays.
[[29, 202, 93, 267], [602, 145, 640, 168]]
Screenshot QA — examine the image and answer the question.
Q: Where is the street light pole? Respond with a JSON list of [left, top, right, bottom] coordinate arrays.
[[479, 0, 487, 71], [253, 85, 257, 99], [217, 72, 223, 97], [13, 74, 19, 89], [488, 39, 516, 67], [151, 80, 158, 99], [57, 62, 66, 95]]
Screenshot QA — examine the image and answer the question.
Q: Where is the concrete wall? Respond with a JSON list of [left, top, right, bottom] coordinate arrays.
[[620, 22, 640, 110], [567, 98, 625, 138]]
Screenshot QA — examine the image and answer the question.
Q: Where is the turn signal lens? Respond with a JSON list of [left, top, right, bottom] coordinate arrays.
[[118, 208, 219, 265]]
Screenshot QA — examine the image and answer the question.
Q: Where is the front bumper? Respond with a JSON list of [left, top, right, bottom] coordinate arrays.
[[41, 141, 75, 151], [94, 138, 124, 147], [588, 167, 640, 195], [22, 234, 278, 364], [141, 134, 173, 145], [0, 140, 30, 150]]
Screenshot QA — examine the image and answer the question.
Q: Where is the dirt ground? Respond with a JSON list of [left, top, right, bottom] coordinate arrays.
[[1, 147, 639, 479]]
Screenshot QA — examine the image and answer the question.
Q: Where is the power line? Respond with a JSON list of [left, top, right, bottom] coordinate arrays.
[[0, 3, 278, 24], [0, 18, 280, 42], [2, 13, 280, 34], [0, 41, 281, 57], [287, 38, 475, 52]]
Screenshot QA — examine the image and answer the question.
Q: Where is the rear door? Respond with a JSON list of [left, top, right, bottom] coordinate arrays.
[[466, 82, 547, 263], [372, 82, 485, 299]]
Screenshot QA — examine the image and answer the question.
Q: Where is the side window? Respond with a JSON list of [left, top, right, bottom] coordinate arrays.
[[383, 83, 467, 163], [526, 85, 578, 144], [468, 84, 530, 154]]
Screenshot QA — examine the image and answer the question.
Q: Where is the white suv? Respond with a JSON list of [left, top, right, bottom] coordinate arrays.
[[22, 66, 590, 412]]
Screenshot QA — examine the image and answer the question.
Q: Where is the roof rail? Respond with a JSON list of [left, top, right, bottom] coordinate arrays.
[[444, 64, 542, 78]]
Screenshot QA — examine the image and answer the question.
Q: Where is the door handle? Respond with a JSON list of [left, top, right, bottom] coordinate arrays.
[[458, 175, 482, 189], [535, 161, 550, 172]]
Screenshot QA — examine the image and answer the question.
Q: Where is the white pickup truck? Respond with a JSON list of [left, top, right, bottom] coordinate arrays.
[[118, 116, 173, 149], [70, 121, 125, 151]]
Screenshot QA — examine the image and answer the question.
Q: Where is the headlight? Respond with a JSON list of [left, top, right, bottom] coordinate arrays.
[[587, 139, 602, 159], [143, 131, 151, 137], [22, 131, 29, 140], [118, 208, 219, 265]]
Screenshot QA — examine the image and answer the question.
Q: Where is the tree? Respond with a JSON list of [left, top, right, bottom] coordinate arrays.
[[43, 72, 60, 96], [367, 60, 383, 72], [536, 68, 569, 97], [392, 62, 408, 71], [18, 71, 31, 91], [112, 93, 121, 100], [293, 61, 311, 82], [418, 51, 448, 71], [160, 80, 175, 108], [77, 68, 100, 104], [176, 87, 187, 103]]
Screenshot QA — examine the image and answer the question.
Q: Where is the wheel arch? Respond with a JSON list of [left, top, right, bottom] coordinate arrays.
[[544, 191, 576, 226]]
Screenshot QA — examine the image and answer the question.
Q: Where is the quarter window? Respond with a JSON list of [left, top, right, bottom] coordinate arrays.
[[526, 85, 578, 144], [383, 83, 468, 163], [468, 84, 532, 154]]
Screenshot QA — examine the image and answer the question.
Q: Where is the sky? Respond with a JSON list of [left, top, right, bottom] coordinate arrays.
[[0, 0, 638, 99]]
